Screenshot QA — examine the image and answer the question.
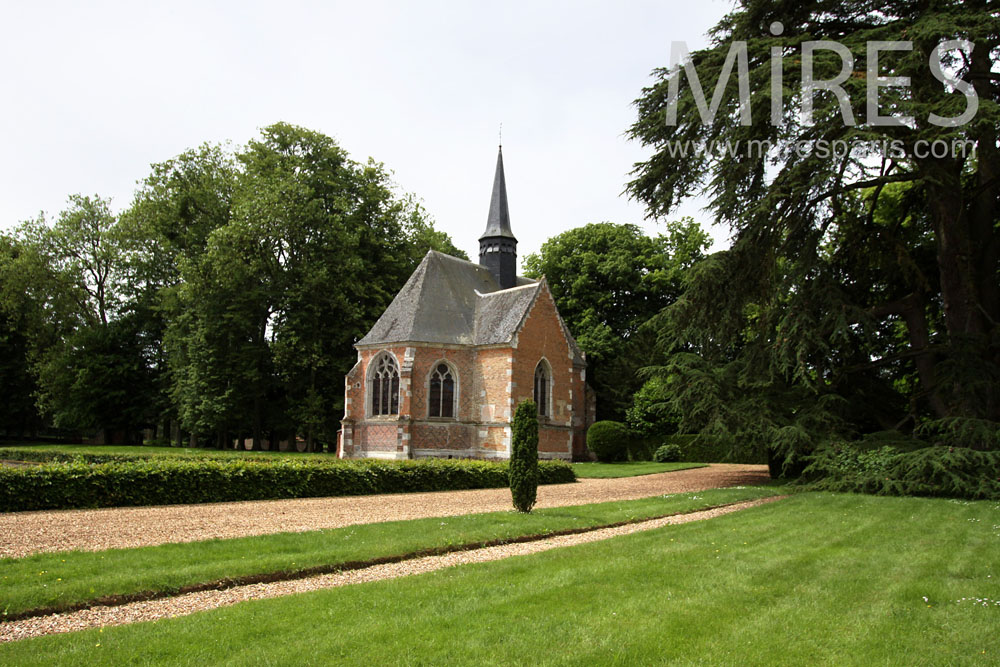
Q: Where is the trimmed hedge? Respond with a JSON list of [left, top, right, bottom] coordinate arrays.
[[0, 458, 576, 512], [0, 448, 331, 465]]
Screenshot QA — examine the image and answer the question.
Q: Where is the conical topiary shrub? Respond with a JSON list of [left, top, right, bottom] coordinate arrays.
[[509, 399, 539, 513]]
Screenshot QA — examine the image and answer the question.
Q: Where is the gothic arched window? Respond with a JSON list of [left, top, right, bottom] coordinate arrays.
[[369, 353, 400, 416], [428, 363, 456, 418], [534, 360, 551, 417]]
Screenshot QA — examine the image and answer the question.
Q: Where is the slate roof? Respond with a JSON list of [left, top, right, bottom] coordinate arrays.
[[473, 283, 539, 345], [357, 250, 584, 364], [479, 147, 516, 241]]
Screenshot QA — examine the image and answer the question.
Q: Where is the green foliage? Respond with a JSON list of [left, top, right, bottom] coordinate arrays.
[[853, 431, 927, 453], [803, 444, 904, 494], [804, 444, 1000, 500], [43, 194, 126, 326], [509, 399, 539, 513], [914, 418, 1000, 451], [522, 220, 709, 419], [2, 197, 163, 438], [0, 303, 43, 435], [160, 123, 465, 448], [626, 376, 679, 439], [586, 420, 630, 462], [655, 434, 766, 465], [0, 458, 575, 512], [644, 353, 845, 471], [628, 1, 1000, 467], [653, 443, 682, 463], [0, 446, 325, 464], [1, 124, 466, 444], [34, 315, 158, 437]]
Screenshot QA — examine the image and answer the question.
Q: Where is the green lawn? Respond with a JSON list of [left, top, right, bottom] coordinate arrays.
[[0, 486, 776, 617], [572, 461, 706, 478], [3, 493, 999, 664]]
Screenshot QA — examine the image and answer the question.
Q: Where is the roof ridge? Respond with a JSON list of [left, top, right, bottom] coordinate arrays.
[[476, 281, 538, 297], [427, 249, 498, 274]]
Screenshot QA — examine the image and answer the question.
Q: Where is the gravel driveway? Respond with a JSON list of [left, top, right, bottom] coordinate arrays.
[[0, 463, 768, 559], [0, 495, 783, 643]]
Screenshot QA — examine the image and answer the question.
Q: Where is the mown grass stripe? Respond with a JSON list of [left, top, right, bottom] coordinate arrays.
[[4, 493, 998, 664], [2, 496, 782, 622]]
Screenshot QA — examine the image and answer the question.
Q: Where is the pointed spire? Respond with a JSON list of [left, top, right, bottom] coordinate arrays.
[[480, 146, 516, 241]]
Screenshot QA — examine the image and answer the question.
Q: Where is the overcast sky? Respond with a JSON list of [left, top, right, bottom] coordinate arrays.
[[0, 0, 733, 262]]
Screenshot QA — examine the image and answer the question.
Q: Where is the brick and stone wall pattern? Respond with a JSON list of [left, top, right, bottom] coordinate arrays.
[[343, 358, 363, 422], [347, 347, 410, 455], [475, 347, 513, 425], [409, 347, 477, 421], [410, 422, 474, 451], [538, 427, 571, 455], [511, 285, 574, 425], [355, 422, 398, 452]]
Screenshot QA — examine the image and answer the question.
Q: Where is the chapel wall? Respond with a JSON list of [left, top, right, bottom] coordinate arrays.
[[508, 285, 580, 461]]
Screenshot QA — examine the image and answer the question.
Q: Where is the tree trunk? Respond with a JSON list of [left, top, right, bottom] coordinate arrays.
[[912, 34, 1000, 421], [899, 295, 948, 419], [251, 400, 262, 451], [927, 178, 996, 418], [251, 313, 267, 452]]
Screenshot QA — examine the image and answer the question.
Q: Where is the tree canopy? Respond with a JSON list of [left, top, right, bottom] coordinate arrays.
[[523, 219, 709, 419], [627, 0, 1000, 466], [0, 123, 464, 448]]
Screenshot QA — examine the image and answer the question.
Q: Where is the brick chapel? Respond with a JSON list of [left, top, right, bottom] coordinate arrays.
[[337, 147, 594, 461]]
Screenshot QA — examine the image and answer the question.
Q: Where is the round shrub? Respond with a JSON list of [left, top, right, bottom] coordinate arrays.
[[586, 421, 630, 462], [654, 443, 682, 463]]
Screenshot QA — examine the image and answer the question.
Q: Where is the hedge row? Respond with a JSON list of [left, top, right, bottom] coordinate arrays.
[[627, 435, 766, 464], [0, 458, 576, 512], [0, 448, 330, 465]]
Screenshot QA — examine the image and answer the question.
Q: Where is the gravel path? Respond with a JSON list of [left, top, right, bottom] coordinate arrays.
[[0, 495, 783, 643], [0, 464, 767, 559]]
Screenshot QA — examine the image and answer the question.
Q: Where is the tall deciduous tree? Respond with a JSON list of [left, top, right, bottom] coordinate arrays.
[[627, 0, 1000, 465], [123, 143, 238, 446], [4, 197, 159, 439], [235, 123, 461, 450], [2, 126, 465, 447], [0, 235, 49, 435], [523, 220, 709, 419], [161, 123, 465, 450]]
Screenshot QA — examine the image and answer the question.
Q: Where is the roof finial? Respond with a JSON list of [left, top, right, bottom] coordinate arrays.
[[499, 122, 502, 148]]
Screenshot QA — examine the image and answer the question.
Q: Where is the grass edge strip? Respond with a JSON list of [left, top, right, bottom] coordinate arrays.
[[2, 495, 786, 623]]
